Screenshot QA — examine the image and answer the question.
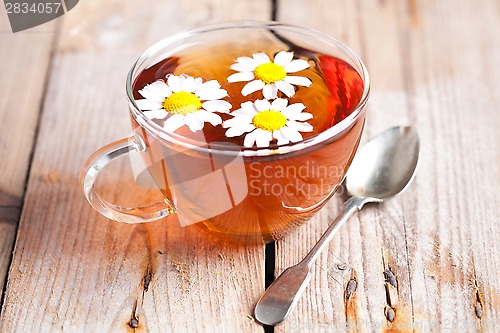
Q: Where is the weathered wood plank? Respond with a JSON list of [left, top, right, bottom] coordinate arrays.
[[397, 0, 500, 331], [0, 12, 56, 298], [275, 0, 500, 331], [0, 0, 271, 332]]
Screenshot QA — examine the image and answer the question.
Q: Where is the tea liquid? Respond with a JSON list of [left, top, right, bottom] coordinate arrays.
[[131, 37, 365, 243]]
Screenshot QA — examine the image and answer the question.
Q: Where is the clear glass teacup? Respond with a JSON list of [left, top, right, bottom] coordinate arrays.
[[80, 21, 370, 244]]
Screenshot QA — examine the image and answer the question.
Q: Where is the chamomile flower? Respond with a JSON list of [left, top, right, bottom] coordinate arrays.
[[227, 51, 312, 99], [136, 74, 232, 132], [223, 98, 313, 148]]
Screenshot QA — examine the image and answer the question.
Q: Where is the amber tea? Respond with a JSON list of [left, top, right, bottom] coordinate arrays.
[[81, 22, 369, 245], [130, 36, 365, 243]]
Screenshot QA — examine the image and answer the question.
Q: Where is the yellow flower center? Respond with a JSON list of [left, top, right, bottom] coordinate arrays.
[[163, 91, 202, 115], [254, 62, 287, 84], [252, 110, 287, 132]]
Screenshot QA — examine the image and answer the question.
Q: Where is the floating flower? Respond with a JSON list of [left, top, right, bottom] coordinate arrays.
[[223, 98, 313, 148], [136, 74, 232, 132], [227, 51, 312, 99]]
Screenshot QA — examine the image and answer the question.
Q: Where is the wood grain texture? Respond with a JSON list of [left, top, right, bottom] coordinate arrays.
[[0, 11, 56, 297], [2, 0, 500, 331], [275, 0, 500, 331], [0, 0, 271, 332]]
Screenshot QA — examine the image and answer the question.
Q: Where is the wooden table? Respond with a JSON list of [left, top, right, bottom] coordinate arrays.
[[1, 0, 499, 332]]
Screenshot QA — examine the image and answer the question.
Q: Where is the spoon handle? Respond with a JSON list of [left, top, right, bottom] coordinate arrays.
[[254, 196, 366, 326], [301, 196, 366, 268]]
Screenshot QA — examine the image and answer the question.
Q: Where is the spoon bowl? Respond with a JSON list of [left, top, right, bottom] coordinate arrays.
[[347, 126, 419, 200], [254, 126, 420, 326]]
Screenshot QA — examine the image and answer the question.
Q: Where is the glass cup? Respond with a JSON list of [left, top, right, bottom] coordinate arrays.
[[80, 21, 370, 244]]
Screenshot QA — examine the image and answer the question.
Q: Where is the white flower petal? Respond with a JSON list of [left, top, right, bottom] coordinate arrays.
[[263, 84, 278, 99], [271, 98, 289, 112], [143, 109, 167, 120], [179, 75, 196, 92], [241, 80, 265, 96], [214, 89, 230, 100], [136, 99, 162, 111], [283, 110, 313, 121], [163, 114, 185, 132], [202, 100, 232, 113], [275, 80, 296, 97], [284, 59, 310, 73], [274, 51, 294, 67], [139, 81, 171, 102], [235, 56, 258, 69], [230, 62, 256, 72], [281, 103, 310, 121], [222, 115, 253, 128], [202, 89, 228, 101], [196, 81, 227, 100], [280, 126, 303, 143], [195, 110, 222, 126], [240, 101, 259, 115], [200, 80, 221, 90], [254, 99, 272, 112], [184, 113, 205, 132], [253, 52, 271, 65], [229, 111, 254, 121], [167, 75, 182, 92], [284, 102, 306, 114], [229, 111, 253, 119], [255, 129, 273, 148], [192, 77, 203, 91], [138, 86, 164, 103], [195, 80, 220, 96], [225, 124, 256, 137], [283, 75, 312, 87], [273, 129, 290, 146], [150, 80, 172, 96], [243, 130, 258, 148], [227, 71, 255, 83], [287, 120, 313, 132]]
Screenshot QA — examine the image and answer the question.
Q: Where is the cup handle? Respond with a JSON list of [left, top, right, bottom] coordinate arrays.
[[79, 135, 174, 223]]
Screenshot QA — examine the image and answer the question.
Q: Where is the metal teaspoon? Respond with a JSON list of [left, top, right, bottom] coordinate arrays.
[[254, 126, 420, 326]]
